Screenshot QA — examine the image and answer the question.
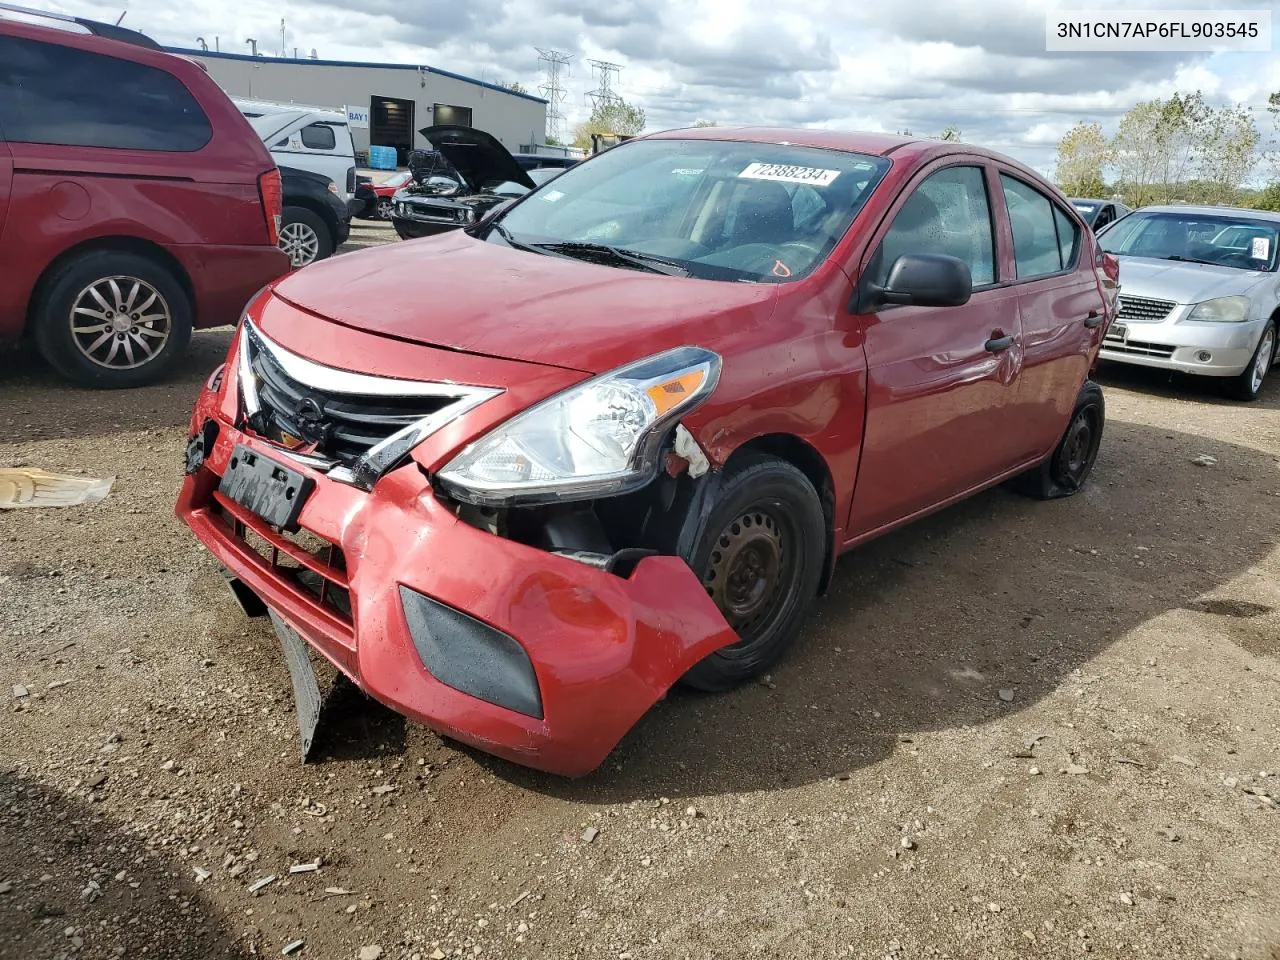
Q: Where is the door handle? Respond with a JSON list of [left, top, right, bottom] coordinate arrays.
[[985, 335, 1015, 352], [1083, 311, 1102, 328]]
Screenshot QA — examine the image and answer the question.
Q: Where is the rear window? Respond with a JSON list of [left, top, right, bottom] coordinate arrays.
[[0, 35, 212, 151]]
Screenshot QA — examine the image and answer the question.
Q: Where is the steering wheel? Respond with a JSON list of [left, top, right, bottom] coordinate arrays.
[[1218, 251, 1259, 270]]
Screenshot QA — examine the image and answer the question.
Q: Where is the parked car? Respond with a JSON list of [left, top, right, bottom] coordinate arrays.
[[277, 165, 350, 267], [246, 107, 357, 210], [1095, 204, 1279, 400], [178, 127, 1116, 777], [352, 170, 414, 220], [0, 3, 289, 388], [392, 166, 564, 239], [1070, 197, 1130, 231]]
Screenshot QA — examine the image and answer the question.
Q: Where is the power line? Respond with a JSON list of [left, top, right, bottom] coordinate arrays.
[[536, 48, 572, 142], [587, 59, 623, 111]]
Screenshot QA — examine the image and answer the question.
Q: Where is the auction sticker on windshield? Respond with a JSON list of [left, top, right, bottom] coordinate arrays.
[[739, 162, 840, 186], [1252, 236, 1270, 260]]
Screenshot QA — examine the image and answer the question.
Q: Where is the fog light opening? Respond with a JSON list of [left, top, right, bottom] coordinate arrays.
[[1196, 351, 1213, 363]]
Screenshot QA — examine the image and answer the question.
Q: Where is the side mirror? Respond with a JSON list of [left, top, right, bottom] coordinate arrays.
[[862, 253, 972, 310]]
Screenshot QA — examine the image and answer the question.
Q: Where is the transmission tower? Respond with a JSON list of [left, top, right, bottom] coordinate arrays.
[[586, 60, 623, 111], [535, 48, 572, 143]]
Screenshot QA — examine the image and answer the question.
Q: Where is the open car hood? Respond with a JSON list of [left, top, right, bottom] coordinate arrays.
[[420, 125, 535, 193]]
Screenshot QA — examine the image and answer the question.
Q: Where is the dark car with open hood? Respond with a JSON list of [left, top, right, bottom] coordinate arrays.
[[178, 127, 1119, 777], [391, 125, 571, 239]]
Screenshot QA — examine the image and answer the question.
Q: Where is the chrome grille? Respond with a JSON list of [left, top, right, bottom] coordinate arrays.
[[1117, 296, 1175, 322], [238, 321, 500, 491]]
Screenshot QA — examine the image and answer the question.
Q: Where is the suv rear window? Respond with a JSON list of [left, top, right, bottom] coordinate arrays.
[[0, 36, 212, 152]]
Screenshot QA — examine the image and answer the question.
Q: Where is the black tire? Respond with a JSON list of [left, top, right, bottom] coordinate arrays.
[[278, 206, 333, 267], [32, 249, 192, 389], [1012, 379, 1105, 500], [1223, 321, 1275, 402], [679, 453, 826, 692]]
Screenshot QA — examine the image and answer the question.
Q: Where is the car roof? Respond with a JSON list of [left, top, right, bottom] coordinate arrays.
[[642, 125, 1050, 183], [1135, 204, 1280, 222], [0, 2, 162, 49]]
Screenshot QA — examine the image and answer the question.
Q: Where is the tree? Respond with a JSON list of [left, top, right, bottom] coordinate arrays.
[[1110, 93, 1206, 206], [503, 81, 528, 94], [692, 119, 717, 127], [936, 125, 961, 142], [1054, 122, 1110, 197], [571, 99, 646, 149], [1194, 102, 1258, 204]]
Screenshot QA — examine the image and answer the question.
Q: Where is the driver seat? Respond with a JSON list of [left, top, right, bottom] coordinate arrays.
[[724, 180, 796, 246]]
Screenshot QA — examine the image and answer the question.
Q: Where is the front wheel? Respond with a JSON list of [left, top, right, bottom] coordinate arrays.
[[278, 206, 332, 268], [1012, 379, 1105, 500], [376, 197, 394, 220], [1223, 322, 1275, 401], [679, 454, 826, 692]]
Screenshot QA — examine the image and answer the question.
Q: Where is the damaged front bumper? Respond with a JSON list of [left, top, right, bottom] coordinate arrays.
[[177, 389, 738, 777]]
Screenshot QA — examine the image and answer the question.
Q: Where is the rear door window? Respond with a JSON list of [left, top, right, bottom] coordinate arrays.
[[1000, 175, 1078, 278], [0, 35, 212, 152]]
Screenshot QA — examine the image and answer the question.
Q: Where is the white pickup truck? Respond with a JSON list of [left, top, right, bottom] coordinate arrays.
[[234, 99, 357, 209]]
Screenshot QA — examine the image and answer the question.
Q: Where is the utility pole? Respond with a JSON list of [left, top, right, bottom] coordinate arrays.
[[586, 60, 623, 111], [535, 48, 572, 144], [280, 18, 286, 58]]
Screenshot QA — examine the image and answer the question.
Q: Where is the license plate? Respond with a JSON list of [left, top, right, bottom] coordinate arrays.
[[218, 444, 314, 531], [1108, 323, 1128, 343]]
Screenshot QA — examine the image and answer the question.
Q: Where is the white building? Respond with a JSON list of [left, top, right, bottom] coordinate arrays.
[[170, 48, 549, 165]]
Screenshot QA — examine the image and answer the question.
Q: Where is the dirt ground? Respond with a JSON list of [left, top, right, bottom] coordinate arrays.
[[2, 219, 1278, 960]]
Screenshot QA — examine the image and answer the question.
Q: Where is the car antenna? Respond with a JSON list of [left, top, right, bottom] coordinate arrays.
[[114, 9, 126, 24]]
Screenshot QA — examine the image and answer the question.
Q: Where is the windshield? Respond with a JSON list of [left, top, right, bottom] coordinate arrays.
[[1072, 201, 1100, 224], [385, 171, 412, 188], [488, 138, 891, 283], [1100, 211, 1279, 271]]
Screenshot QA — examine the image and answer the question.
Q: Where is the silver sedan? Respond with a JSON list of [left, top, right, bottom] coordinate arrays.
[[1096, 204, 1280, 400]]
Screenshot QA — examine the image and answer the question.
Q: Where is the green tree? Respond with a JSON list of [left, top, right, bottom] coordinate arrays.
[[1194, 102, 1258, 204], [503, 81, 528, 94], [1248, 182, 1280, 211], [1054, 122, 1110, 197], [1110, 92, 1207, 205], [935, 125, 961, 141], [572, 99, 646, 149], [692, 119, 717, 127]]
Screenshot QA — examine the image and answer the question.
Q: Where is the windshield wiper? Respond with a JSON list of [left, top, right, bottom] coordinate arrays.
[[531, 241, 689, 277], [488, 222, 543, 254], [1163, 255, 1223, 267]]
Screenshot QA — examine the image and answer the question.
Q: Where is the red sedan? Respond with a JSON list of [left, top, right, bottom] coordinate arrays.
[[353, 170, 414, 220], [177, 128, 1118, 776]]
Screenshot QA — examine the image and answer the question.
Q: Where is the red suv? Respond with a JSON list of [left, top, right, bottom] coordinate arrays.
[[0, 6, 289, 387], [178, 128, 1118, 776]]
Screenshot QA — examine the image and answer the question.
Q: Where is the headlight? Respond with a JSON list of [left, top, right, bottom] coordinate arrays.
[[436, 346, 722, 506], [1187, 295, 1251, 323]]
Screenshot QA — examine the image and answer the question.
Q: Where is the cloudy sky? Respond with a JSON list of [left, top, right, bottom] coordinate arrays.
[[25, 0, 1280, 176]]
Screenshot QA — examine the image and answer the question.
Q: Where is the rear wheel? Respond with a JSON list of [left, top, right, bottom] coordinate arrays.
[[279, 206, 332, 267], [1012, 379, 1105, 500], [679, 454, 826, 692], [1224, 322, 1275, 401], [32, 250, 192, 388]]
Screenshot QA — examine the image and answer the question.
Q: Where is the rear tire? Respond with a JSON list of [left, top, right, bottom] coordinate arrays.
[[679, 453, 826, 692], [1012, 379, 1105, 500], [1223, 321, 1275, 402], [279, 206, 332, 267], [32, 250, 192, 389]]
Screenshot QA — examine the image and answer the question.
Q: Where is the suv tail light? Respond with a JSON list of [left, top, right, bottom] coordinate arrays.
[[346, 166, 356, 195], [1095, 248, 1120, 283], [258, 168, 283, 246]]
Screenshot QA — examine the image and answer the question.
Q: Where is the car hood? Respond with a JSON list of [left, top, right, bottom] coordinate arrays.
[[1114, 256, 1272, 304], [420, 125, 535, 193], [268, 230, 778, 374]]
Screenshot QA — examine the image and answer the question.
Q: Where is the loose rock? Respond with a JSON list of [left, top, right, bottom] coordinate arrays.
[[358, 947, 384, 960], [998, 688, 1015, 703], [582, 826, 599, 843]]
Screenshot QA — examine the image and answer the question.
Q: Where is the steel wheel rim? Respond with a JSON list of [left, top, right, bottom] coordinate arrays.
[[1252, 327, 1274, 393], [279, 222, 320, 267], [701, 506, 795, 644], [377, 198, 393, 219], [69, 276, 171, 370]]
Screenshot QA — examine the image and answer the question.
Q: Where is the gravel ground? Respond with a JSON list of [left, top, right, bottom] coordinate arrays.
[[2, 219, 1278, 960]]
